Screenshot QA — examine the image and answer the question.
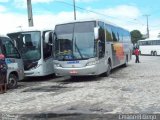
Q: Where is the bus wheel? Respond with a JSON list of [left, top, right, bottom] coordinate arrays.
[[154, 51, 157, 56], [151, 51, 154, 56], [8, 74, 18, 89], [104, 62, 111, 77]]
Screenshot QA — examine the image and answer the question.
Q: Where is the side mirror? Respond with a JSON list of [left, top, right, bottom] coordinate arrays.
[[22, 36, 26, 44], [94, 27, 99, 40], [44, 32, 50, 43]]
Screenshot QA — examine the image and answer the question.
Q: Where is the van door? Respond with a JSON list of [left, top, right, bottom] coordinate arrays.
[[43, 31, 54, 75], [0, 37, 24, 88]]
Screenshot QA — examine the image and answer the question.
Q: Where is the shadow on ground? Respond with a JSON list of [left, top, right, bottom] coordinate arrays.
[[22, 85, 68, 92], [57, 75, 107, 85], [20, 74, 57, 82]]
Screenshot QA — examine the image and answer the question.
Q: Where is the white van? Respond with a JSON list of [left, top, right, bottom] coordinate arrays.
[[7, 27, 54, 77], [0, 35, 24, 89]]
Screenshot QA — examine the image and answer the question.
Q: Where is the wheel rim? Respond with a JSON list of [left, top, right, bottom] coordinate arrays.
[[9, 77, 16, 87], [155, 52, 157, 56]]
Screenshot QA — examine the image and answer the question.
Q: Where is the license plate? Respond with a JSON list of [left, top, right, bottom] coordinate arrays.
[[70, 70, 78, 74]]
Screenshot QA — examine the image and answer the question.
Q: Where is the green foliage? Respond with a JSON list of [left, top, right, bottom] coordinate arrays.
[[130, 30, 143, 44]]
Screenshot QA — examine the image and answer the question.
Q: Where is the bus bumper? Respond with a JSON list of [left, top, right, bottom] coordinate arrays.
[[55, 65, 98, 76]]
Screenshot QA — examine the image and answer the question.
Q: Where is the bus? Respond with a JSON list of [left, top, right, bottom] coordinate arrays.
[[0, 35, 24, 88], [137, 38, 160, 56], [7, 27, 54, 77], [53, 19, 133, 77]]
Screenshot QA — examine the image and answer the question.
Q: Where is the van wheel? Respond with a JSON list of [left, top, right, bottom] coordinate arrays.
[[8, 74, 18, 89]]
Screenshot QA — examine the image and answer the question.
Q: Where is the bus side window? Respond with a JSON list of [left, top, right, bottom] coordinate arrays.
[[111, 27, 118, 42], [105, 24, 113, 41], [98, 22, 105, 58]]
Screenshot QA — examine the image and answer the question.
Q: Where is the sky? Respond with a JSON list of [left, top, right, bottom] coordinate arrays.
[[0, 0, 160, 38]]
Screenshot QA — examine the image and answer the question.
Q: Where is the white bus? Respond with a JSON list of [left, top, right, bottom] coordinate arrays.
[[53, 19, 132, 77], [7, 27, 54, 77], [0, 35, 24, 88], [137, 38, 160, 56]]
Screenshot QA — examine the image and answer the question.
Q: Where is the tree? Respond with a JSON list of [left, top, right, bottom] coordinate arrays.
[[130, 30, 143, 44]]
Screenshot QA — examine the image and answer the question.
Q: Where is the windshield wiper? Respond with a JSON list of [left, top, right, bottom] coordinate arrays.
[[71, 23, 83, 59], [74, 38, 83, 59]]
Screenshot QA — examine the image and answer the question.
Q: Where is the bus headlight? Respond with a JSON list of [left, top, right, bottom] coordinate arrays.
[[86, 60, 99, 66], [54, 63, 62, 67]]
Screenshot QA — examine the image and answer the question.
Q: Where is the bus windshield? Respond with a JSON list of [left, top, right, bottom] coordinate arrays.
[[8, 31, 41, 61], [55, 21, 97, 61]]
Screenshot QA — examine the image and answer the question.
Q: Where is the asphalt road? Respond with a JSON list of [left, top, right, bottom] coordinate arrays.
[[0, 55, 160, 120]]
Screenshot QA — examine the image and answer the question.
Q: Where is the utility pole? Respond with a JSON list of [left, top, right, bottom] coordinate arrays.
[[27, 0, 34, 27], [73, 0, 76, 20], [144, 15, 150, 38]]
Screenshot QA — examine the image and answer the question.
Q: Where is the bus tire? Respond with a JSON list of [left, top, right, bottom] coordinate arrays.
[[103, 62, 111, 77], [151, 51, 154, 56], [154, 51, 157, 56], [8, 73, 18, 89]]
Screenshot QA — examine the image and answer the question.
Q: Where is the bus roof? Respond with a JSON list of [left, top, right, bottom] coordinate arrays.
[[138, 38, 160, 42], [55, 19, 129, 32], [7, 26, 54, 34], [56, 19, 114, 25]]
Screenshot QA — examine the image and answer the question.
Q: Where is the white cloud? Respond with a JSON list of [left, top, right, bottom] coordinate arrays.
[[0, 13, 28, 34], [82, 5, 159, 36], [0, 4, 159, 38], [150, 30, 159, 38], [101, 5, 141, 19], [0, 5, 7, 12], [148, 20, 160, 38]]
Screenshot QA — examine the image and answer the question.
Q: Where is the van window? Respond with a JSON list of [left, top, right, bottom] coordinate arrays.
[[1, 37, 20, 58]]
